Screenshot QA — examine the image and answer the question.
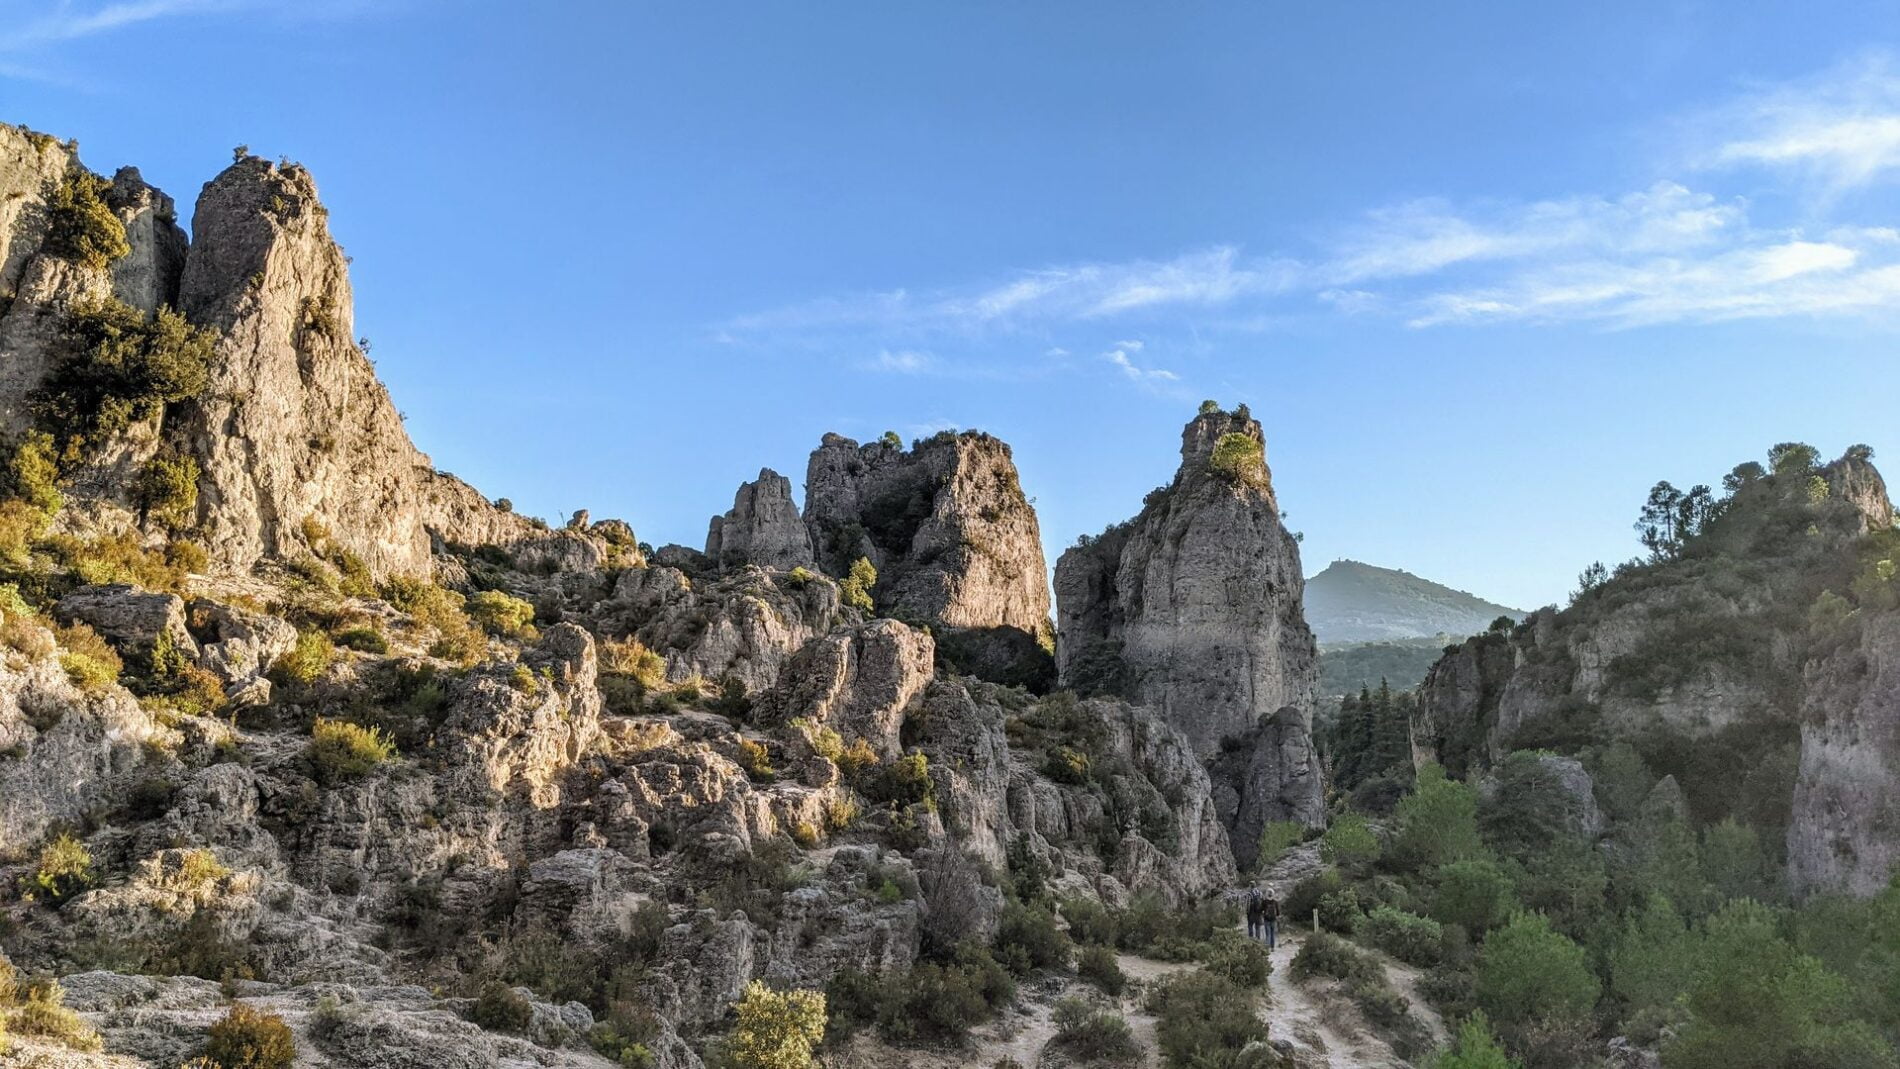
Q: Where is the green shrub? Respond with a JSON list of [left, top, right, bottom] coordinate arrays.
[[1051, 997, 1139, 1063], [1472, 913, 1599, 1035], [1114, 893, 1237, 959], [6, 980, 102, 1052], [872, 945, 1015, 1044], [1321, 812, 1381, 869], [1208, 432, 1266, 487], [723, 980, 825, 1069], [308, 718, 396, 781], [201, 1003, 295, 1069], [43, 174, 128, 270], [1076, 943, 1126, 995], [862, 750, 934, 809], [383, 576, 486, 664], [841, 556, 877, 612], [272, 629, 334, 685], [468, 590, 537, 638], [1291, 931, 1383, 986], [1201, 929, 1274, 988], [1425, 1010, 1519, 1069], [736, 738, 775, 781], [139, 452, 199, 531], [334, 626, 388, 654], [54, 621, 121, 691], [36, 300, 214, 464], [3, 429, 63, 514], [1362, 907, 1445, 967], [994, 902, 1072, 975], [1145, 971, 1269, 1068], [1061, 896, 1118, 947], [1432, 859, 1519, 934], [1255, 819, 1306, 871], [1390, 763, 1483, 872], [470, 981, 533, 1033], [23, 832, 94, 903]]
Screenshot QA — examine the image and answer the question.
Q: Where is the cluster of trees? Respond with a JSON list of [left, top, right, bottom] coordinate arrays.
[[1307, 746, 1900, 1069], [1631, 441, 1859, 563]]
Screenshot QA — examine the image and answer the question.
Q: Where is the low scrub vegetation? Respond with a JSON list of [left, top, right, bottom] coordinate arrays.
[[308, 717, 396, 781]]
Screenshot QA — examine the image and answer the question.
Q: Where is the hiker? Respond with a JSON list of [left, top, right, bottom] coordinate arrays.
[[1246, 888, 1263, 940], [1261, 893, 1281, 949]]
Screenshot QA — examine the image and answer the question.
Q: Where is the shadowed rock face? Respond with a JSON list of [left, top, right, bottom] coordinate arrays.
[[803, 430, 1053, 686], [1056, 409, 1319, 759], [1791, 610, 1900, 897]]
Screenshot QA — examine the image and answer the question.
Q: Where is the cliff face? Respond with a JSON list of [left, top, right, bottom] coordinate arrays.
[[1790, 606, 1900, 897], [1055, 409, 1318, 757], [804, 430, 1053, 685]]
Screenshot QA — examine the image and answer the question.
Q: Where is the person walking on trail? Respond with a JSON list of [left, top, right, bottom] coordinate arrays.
[[1246, 888, 1263, 941], [1261, 893, 1281, 949]]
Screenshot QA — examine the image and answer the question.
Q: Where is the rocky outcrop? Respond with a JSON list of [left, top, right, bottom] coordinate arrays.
[[1055, 407, 1319, 760], [755, 619, 935, 757], [103, 167, 186, 314], [706, 468, 813, 572], [914, 683, 1237, 902], [0, 620, 175, 851], [600, 564, 842, 695], [804, 430, 1052, 686]]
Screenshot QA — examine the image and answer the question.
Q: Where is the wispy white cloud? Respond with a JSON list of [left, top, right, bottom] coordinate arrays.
[[1102, 345, 1178, 384], [723, 53, 1900, 356], [726, 247, 1302, 338], [1326, 182, 1741, 282], [867, 348, 933, 374], [1, 0, 242, 52], [1702, 54, 1900, 192]]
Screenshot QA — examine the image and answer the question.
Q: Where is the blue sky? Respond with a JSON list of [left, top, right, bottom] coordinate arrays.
[[6, 1, 1900, 610]]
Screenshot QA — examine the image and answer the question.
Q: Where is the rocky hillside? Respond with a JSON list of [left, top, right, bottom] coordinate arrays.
[[0, 126, 1399, 1069], [1305, 560, 1521, 646], [1413, 445, 1899, 897]]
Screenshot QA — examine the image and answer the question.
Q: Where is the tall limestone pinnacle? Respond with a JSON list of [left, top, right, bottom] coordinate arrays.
[[1056, 405, 1324, 856], [0, 130, 605, 579], [170, 153, 552, 576]]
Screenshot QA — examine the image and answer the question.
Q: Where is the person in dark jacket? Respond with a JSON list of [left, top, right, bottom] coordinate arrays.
[[1246, 889, 1263, 940], [1261, 894, 1281, 949]]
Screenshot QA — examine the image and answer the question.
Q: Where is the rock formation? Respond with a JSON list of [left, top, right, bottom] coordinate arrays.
[[705, 468, 812, 572], [1055, 406, 1325, 855], [1055, 408, 1320, 754], [803, 430, 1053, 686]]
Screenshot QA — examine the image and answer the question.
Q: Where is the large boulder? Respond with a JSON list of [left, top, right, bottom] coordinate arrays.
[[55, 584, 198, 662], [755, 619, 935, 757]]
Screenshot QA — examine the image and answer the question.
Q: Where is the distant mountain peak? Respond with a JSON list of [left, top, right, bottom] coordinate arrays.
[[1305, 558, 1522, 645]]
